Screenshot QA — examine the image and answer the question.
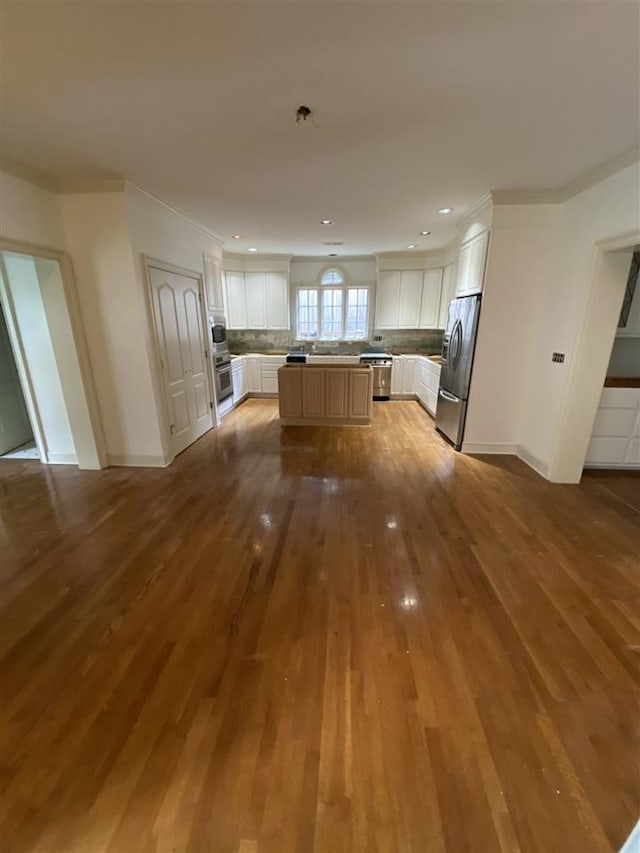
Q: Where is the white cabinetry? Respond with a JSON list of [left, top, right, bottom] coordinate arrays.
[[203, 254, 225, 315], [420, 268, 443, 329], [438, 262, 458, 329], [246, 356, 262, 392], [391, 357, 403, 395], [260, 355, 286, 394], [401, 356, 417, 394], [376, 268, 443, 329], [224, 271, 247, 328], [456, 231, 489, 297], [231, 356, 247, 404], [415, 357, 441, 417], [585, 387, 640, 468], [223, 271, 289, 330]]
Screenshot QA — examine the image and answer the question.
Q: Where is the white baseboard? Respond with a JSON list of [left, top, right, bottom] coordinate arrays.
[[583, 462, 640, 470], [46, 452, 77, 465], [516, 446, 549, 479], [462, 442, 517, 454], [106, 454, 172, 468]]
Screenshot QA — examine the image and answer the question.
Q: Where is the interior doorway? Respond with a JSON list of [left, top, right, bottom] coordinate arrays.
[[0, 299, 38, 460]]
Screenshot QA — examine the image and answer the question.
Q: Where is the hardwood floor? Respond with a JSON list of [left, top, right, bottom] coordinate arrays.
[[0, 399, 638, 853]]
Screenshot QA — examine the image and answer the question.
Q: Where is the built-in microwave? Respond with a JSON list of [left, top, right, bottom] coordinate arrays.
[[211, 323, 227, 345]]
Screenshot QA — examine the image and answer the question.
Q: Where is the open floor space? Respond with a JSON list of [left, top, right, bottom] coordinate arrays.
[[1, 400, 638, 852]]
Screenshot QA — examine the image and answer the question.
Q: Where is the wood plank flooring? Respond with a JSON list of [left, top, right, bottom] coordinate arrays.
[[0, 399, 638, 853]]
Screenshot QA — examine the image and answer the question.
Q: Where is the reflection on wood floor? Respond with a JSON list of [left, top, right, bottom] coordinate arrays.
[[0, 399, 638, 852]]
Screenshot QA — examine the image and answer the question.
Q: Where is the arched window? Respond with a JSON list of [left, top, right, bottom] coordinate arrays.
[[320, 268, 345, 286], [294, 267, 371, 342]]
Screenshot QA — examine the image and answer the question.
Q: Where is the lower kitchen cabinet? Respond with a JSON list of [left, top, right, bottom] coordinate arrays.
[[231, 356, 247, 404], [400, 357, 417, 395], [302, 369, 325, 417], [325, 369, 349, 418], [246, 356, 262, 392], [349, 370, 373, 419], [278, 367, 302, 418], [260, 355, 286, 394]]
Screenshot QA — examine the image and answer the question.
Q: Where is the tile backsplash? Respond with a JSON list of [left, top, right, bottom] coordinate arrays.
[[227, 328, 444, 355]]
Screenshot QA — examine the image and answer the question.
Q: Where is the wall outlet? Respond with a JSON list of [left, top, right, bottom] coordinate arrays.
[[373, 334, 383, 342], [551, 352, 565, 363]]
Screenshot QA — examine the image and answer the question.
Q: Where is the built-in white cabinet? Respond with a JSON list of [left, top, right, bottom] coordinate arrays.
[[259, 355, 286, 394], [401, 356, 417, 394], [415, 357, 441, 417], [231, 356, 247, 404], [376, 268, 443, 330], [223, 270, 289, 330], [420, 269, 443, 329], [246, 355, 262, 392], [203, 254, 225, 316], [456, 230, 490, 297], [585, 387, 640, 468], [391, 357, 403, 395], [438, 262, 458, 329]]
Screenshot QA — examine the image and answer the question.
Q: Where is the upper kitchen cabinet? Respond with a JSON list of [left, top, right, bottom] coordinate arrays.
[[456, 230, 490, 297], [223, 270, 290, 330], [420, 268, 443, 328], [375, 270, 425, 329], [224, 270, 248, 328], [438, 262, 458, 328], [203, 254, 225, 316]]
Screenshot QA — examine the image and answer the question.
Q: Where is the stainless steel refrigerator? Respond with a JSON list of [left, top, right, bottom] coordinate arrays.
[[435, 294, 481, 450]]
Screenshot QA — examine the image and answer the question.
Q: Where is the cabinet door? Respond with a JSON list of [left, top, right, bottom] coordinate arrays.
[[203, 254, 224, 315], [401, 357, 417, 394], [420, 268, 443, 328], [247, 356, 262, 392], [438, 263, 457, 329], [397, 270, 424, 328], [224, 271, 247, 329], [457, 231, 489, 296], [302, 369, 325, 417], [278, 368, 302, 418], [391, 357, 403, 394], [245, 273, 267, 329], [349, 369, 373, 419], [232, 361, 245, 403], [325, 369, 349, 418], [266, 273, 289, 329], [375, 271, 400, 328]]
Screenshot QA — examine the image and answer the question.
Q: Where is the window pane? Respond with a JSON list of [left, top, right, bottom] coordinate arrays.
[[297, 289, 319, 338]]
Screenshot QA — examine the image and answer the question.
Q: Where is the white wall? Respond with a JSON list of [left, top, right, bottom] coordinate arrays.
[[2, 253, 76, 463], [464, 204, 559, 451], [60, 192, 167, 465], [0, 171, 66, 250], [608, 336, 640, 378], [290, 257, 376, 286], [519, 163, 640, 481], [125, 184, 223, 460]]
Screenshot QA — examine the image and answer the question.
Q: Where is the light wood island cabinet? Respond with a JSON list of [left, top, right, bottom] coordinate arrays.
[[278, 364, 373, 426]]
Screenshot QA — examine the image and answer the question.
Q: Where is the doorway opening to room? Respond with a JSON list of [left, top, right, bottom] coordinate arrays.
[[583, 248, 640, 471], [0, 298, 38, 460], [0, 246, 106, 470]]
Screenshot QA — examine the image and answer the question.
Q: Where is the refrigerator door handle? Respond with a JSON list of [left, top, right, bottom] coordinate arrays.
[[450, 319, 463, 370], [439, 388, 459, 403]]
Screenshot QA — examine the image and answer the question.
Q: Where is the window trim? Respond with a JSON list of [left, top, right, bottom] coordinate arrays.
[[293, 281, 374, 342]]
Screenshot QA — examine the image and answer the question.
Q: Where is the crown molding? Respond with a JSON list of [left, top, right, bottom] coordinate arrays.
[[0, 156, 59, 192], [457, 192, 493, 226], [491, 146, 640, 207], [291, 254, 374, 263], [58, 176, 126, 194], [125, 181, 224, 246], [225, 251, 293, 262]]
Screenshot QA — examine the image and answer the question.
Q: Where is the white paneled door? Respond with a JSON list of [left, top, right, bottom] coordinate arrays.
[[150, 266, 213, 457]]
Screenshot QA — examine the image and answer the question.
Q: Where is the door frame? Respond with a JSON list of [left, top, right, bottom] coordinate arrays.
[[143, 256, 216, 463], [0, 238, 107, 468]]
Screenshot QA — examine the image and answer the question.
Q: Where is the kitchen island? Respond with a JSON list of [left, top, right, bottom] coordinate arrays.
[[278, 363, 373, 426]]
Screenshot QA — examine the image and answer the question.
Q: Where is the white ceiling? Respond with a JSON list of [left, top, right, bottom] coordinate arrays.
[[2, 1, 638, 255]]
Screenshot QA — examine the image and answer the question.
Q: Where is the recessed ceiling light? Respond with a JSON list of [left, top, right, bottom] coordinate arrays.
[[247, 247, 258, 252], [419, 230, 431, 236], [438, 207, 453, 215], [328, 253, 338, 257], [320, 219, 333, 226], [407, 244, 417, 249], [232, 234, 242, 239]]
